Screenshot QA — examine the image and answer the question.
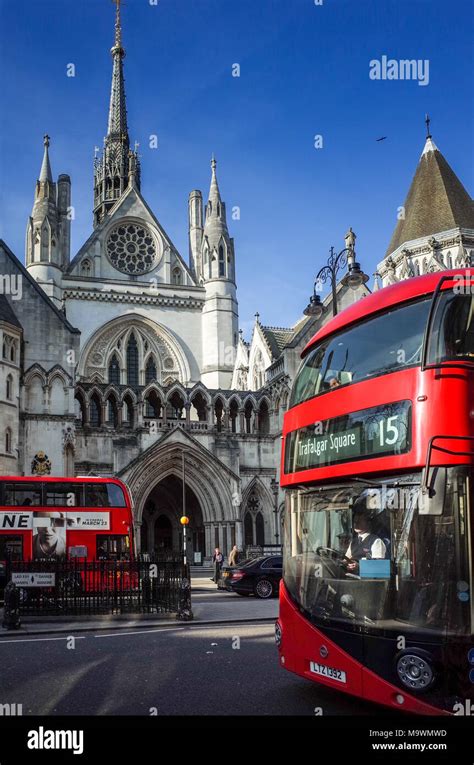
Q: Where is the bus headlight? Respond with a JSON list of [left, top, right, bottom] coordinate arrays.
[[395, 649, 435, 692], [275, 620, 282, 647]]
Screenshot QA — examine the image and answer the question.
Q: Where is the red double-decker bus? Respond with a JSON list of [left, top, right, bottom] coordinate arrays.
[[276, 270, 474, 715], [0, 475, 134, 564]]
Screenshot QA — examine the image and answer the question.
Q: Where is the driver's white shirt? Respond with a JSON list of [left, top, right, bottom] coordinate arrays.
[[345, 532, 386, 560]]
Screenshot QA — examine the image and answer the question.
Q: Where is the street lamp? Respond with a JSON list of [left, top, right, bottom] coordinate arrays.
[[304, 228, 369, 318], [270, 478, 280, 546], [180, 451, 189, 569]]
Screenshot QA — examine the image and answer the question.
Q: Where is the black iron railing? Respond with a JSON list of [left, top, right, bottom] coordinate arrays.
[[4, 558, 187, 616]]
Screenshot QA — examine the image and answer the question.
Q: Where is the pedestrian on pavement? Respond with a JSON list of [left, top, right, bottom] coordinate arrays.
[[228, 544, 239, 567], [212, 547, 224, 583]]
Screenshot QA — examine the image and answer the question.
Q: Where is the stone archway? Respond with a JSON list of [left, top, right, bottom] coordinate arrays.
[[140, 474, 205, 558], [119, 429, 241, 559]]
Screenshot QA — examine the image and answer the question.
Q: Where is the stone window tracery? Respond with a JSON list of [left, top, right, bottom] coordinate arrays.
[[126, 334, 139, 387], [145, 356, 157, 384], [218, 245, 225, 277], [108, 354, 121, 384], [106, 222, 157, 275]]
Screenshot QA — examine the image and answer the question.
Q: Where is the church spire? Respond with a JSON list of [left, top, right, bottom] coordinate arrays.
[[205, 156, 226, 229], [201, 156, 234, 283], [107, 0, 128, 139], [209, 155, 222, 207], [93, 0, 140, 227], [39, 134, 53, 183]]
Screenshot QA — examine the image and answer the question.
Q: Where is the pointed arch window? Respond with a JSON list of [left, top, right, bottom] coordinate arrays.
[[126, 333, 139, 387], [145, 356, 157, 384], [218, 245, 225, 277], [255, 512, 265, 546], [81, 259, 92, 277], [123, 395, 134, 428], [108, 354, 121, 385], [244, 512, 253, 547], [10, 342, 16, 363], [244, 400, 253, 434], [106, 396, 119, 428], [75, 393, 86, 426], [172, 268, 182, 285], [89, 394, 102, 427], [214, 398, 224, 432], [229, 399, 239, 433], [145, 390, 162, 418], [258, 400, 270, 435], [5, 428, 12, 454], [6, 374, 13, 401]]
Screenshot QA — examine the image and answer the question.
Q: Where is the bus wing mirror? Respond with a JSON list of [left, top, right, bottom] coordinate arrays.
[[419, 467, 445, 515]]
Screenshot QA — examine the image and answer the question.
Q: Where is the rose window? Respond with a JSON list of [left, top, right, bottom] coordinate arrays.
[[106, 223, 157, 274]]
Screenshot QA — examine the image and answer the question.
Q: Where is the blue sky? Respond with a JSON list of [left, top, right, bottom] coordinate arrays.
[[0, 0, 473, 337]]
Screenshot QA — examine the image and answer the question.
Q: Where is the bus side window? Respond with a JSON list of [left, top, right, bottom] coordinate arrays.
[[85, 484, 109, 507], [106, 483, 126, 507], [44, 483, 82, 507], [5, 483, 42, 506]]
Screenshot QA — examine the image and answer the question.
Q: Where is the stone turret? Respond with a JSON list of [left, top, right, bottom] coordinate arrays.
[[200, 157, 238, 388], [26, 135, 69, 307]]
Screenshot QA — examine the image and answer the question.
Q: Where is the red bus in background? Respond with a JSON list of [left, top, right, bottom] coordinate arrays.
[[277, 270, 474, 715], [0, 476, 134, 564]]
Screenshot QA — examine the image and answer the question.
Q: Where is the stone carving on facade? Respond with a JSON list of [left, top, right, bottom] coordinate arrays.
[[31, 451, 52, 475], [62, 427, 76, 448]]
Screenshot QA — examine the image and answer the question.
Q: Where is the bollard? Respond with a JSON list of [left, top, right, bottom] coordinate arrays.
[[2, 581, 21, 630], [176, 576, 193, 621]]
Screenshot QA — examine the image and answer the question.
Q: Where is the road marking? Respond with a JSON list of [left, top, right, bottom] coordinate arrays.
[[94, 627, 184, 638], [0, 620, 274, 645], [0, 635, 87, 644]]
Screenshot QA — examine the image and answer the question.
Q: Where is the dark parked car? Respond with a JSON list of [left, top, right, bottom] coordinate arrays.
[[217, 558, 251, 591], [227, 555, 282, 599]]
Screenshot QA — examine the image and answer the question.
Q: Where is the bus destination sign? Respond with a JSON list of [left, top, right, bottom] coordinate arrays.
[[284, 400, 412, 473]]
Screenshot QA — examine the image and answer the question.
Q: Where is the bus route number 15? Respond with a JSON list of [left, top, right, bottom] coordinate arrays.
[[378, 415, 400, 447]]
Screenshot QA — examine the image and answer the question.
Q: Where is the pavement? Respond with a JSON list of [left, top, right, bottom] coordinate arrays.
[[0, 569, 278, 636]]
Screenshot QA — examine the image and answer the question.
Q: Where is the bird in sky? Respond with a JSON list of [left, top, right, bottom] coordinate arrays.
[[376, 136, 387, 142]]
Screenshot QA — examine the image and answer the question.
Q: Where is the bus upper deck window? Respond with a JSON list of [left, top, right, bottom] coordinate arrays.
[[85, 483, 126, 507], [44, 483, 83, 507], [4, 483, 42, 506], [85, 484, 109, 507], [428, 292, 474, 363], [106, 483, 126, 507]]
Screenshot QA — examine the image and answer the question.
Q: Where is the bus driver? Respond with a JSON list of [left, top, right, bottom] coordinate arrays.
[[344, 500, 387, 574]]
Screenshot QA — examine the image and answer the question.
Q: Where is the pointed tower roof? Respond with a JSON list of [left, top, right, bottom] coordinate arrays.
[[39, 134, 53, 182], [386, 130, 474, 257], [208, 155, 222, 205], [107, 0, 128, 139], [93, 0, 140, 226], [203, 156, 229, 238]]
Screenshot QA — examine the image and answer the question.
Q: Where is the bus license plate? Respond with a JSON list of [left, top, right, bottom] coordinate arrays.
[[310, 661, 346, 683]]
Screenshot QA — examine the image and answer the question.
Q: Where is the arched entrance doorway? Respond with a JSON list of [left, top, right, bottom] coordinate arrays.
[[155, 515, 173, 550], [140, 474, 205, 560]]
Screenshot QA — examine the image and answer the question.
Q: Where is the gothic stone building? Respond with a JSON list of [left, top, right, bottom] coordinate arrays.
[[1, 7, 472, 562]]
